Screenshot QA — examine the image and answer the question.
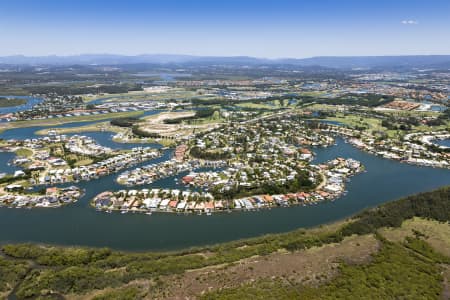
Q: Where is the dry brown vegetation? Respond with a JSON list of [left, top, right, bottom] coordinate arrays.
[[146, 234, 379, 299]]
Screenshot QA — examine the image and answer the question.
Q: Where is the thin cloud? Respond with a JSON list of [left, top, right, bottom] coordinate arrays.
[[401, 20, 418, 25]]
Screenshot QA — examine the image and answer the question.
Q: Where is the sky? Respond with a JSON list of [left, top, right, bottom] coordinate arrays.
[[0, 0, 449, 58]]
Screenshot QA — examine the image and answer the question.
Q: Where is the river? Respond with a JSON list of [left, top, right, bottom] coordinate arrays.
[[0, 152, 21, 174], [436, 139, 450, 148], [0, 109, 160, 140], [0, 123, 449, 251], [0, 95, 43, 115]]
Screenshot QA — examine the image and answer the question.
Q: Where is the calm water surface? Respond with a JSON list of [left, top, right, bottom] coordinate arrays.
[[0, 152, 21, 174], [0, 95, 43, 115], [0, 126, 449, 251], [0, 110, 160, 140], [436, 139, 450, 148]]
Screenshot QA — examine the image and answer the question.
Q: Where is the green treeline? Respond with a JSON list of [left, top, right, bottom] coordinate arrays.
[[319, 93, 394, 107], [110, 117, 141, 127], [189, 146, 232, 160], [163, 108, 216, 124], [340, 186, 450, 236], [212, 170, 314, 200], [190, 93, 393, 108]]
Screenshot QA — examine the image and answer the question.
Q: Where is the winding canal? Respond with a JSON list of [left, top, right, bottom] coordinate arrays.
[[0, 95, 43, 116], [436, 139, 450, 148], [0, 120, 449, 251]]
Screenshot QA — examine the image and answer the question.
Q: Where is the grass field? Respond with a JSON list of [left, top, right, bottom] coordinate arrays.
[[73, 158, 94, 166], [304, 103, 345, 111], [379, 109, 442, 117], [14, 148, 33, 157], [236, 102, 276, 110], [3, 111, 144, 130], [298, 91, 329, 97], [316, 114, 383, 131], [315, 112, 449, 137]]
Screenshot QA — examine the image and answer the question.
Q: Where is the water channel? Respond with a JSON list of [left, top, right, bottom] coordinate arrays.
[[0, 118, 449, 251]]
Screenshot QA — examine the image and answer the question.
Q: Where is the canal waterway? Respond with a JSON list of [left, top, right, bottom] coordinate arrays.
[[0, 109, 160, 140], [436, 139, 450, 148], [0, 123, 449, 251], [0, 152, 21, 174], [0, 95, 43, 115]]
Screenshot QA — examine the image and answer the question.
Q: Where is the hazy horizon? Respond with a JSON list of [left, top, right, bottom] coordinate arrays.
[[2, 53, 450, 59]]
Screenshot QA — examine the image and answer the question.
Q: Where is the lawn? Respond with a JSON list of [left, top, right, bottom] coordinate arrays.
[[14, 148, 33, 157], [321, 114, 383, 131], [74, 158, 94, 166], [236, 102, 275, 110], [5, 111, 144, 129]]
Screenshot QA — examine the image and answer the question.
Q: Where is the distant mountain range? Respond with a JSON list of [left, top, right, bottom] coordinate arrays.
[[1, 54, 450, 69]]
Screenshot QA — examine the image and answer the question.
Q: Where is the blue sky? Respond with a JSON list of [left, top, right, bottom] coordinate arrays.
[[0, 0, 449, 57]]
